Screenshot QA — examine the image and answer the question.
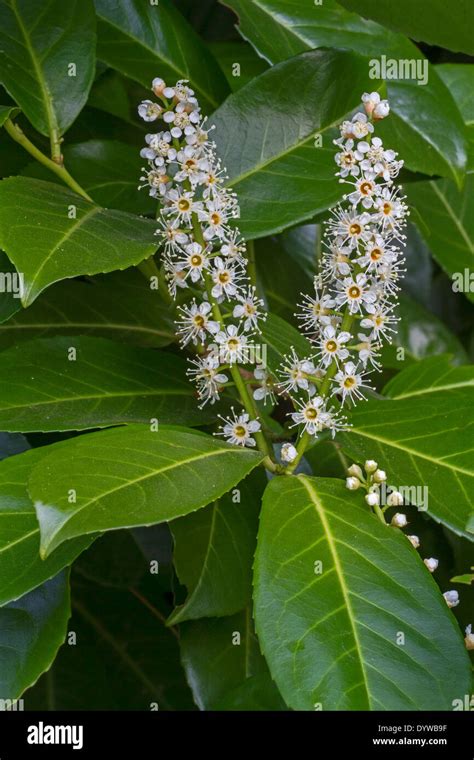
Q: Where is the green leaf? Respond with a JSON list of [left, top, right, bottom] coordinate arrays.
[[260, 312, 313, 376], [340, 357, 474, 540], [169, 469, 265, 624], [450, 570, 474, 586], [223, 0, 416, 62], [0, 104, 20, 127], [0, 269, 175, 350], [25, 572, 195, 709], [180, 609, 284, 710], [0, 445, 93, 606], [29, 425, 264, 557], [0, 0, 96, 136], [381, 293, 468, 369], [256, 235, 313, 323], [95, 0, 228, 112], [23, 140, 155, 215], [437, 65, 474, 125], [254, 475, 471, 710], [337, 0, 474, 56], [0, 571, 71, 700], [407, 177, 474, 304], [208, 41, 269, 92], [211, 49, 372, 239], [0, 177, 157, 306], [0, 336, 208, 432], [223, 5, 467, 188]]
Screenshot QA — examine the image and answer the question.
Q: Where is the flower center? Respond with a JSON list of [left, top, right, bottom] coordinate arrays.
[[218, 271, 230, 284], [190, 254, 202, 266], [234, 425, 247, 438], [193, 315, 205, 328], [360, 181, 373, 195], [370, 248, 382, 260], [348, 285, 361, 298], [178, 198, 190, 211], [305, 407, 318, 421], [349, 223, 362, 235], [228, 338, 240, 350], [382, 202, 392, 215], [211, 212, 221, 225], [326, 340, 338, 352], [344, 377, 356, 388]]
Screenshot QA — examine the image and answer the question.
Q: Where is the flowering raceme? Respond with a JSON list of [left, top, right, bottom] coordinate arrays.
[[137, 82, 408, 468]]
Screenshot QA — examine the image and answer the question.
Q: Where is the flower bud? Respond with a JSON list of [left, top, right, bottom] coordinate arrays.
[[373, 100, 390, 120], [364, 459, 378, 473], [365, 492, 380, 507], [465, 625, 474, 651], [443, 590, 459, 608], [281, 442, 298, 463], [424, 557, 439, 573], [391, 512, 407, 528], [347, 464, 363, 480], [361, 91, 380, 116], [387, 490, 403, 507], [346, 476, 360, 490], [406, 535, 420, 549], [373, 469, 386, 483], [152, 77, 166, 97]]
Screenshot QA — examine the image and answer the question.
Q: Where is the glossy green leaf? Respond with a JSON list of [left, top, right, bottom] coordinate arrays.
[[225, 2, 467, 187], [437, 65, 474, 125], [180, 609, 284, 710], [337, 0, 474, 56], [254, 475, 471, 710], [223, 0, 416, 63], [407, 177, 474, 304], [260, 312, 313, 376], [256, 235, 313, 323], [340, 357, 474, 539], [0, 0, 96, 136], [0, 251, 22, 324], [95, 0, 228, 111], [0, 104, 20, 127], [29, 425, 264, 557], [208, 41, 269, 92], [381, 293, 468, 369], [211, 49, 372, 239], [0, 177, 157, 306], [169, 469, 265, 624], [0, 445, 93, 606], [0, 269, 175, 350], [0, 571, 71, 700], [0, 336, 208, 432], [23, 140, 155, 215]]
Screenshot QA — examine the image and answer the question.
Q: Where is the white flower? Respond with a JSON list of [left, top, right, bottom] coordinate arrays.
[[174, 242, 209, 283], [253, 366, 276, 405], [139, 168, 169, 198], [361, 91, 381, 116], [214, 324, 249, 365], [138, 100, 163, 122], [278, 347, 317, 395], [373, 469, 386, 483], [345, 173, 380, 209], [318, 324, 351, 367], [281, 442, 298, 463], [333, 361, 369, 405], [406, 534, 420, 549], [216, 409, 260, 447], [360, 305, 398, 342], [187, 354, 228, 406], [290, 395, 329, 437], [346, 476, 360, 490], [220, 231, 246, 263], [210, 256, 243, 300], [356, 333, 381, 370], [233, 287, 265, 332], [373, 99, 390, 120], [297, 283, 335, 333], [165, 187, 202, 223], [391, 512, 408, 528], [335, 273, 377, 314], [334, 140, 361, 178], [356, 236, 395, 272], [443, 590, 459, 609], [424, 557, 439, 573], [340, 112, 374, 140], [327, 207, 371, 249], [198, 200, 229, 240], [175, 300, 219, 345], [372, 186, 409, 235], [321, 240, 353, 280]]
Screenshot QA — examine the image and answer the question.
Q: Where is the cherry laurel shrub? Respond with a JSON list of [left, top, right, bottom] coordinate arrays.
[[0, 5, 472, 713]]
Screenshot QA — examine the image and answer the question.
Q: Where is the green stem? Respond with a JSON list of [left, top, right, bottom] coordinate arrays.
[[4, 119, 93, 201], [246, 240, 258, 288]]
